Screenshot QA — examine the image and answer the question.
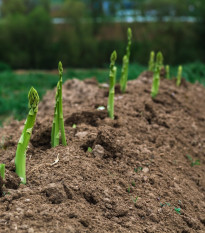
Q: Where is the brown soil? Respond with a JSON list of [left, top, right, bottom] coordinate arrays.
[[0, 72, 205, 233]]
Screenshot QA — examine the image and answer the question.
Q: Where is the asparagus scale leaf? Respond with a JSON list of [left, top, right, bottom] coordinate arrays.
[[107, 50, 117, 120], [51, 61, 67, 147], [120, 27, 132, 93], [15, 87, 39, 184]]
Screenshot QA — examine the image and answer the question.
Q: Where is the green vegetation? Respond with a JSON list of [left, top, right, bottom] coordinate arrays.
[[176, 65, 183, 86], [174, 207, 181, 215], [131, 181, 136, 187], [132, 196, 138, 204], [0, 164, 5, 180], [87, 147, 92, 153], [127, 186, 131, 193], [51, 62, 67, 147], [134, 167, 143, 173], [186, 155, 200, 167], [166, 65, 170, 79], [107, 51, 117, 120], [120, 28, 132, 93], [148, 51, 155, 72], [15, 87, 39, 184]]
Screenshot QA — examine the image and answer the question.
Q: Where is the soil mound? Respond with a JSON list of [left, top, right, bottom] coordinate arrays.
[[0, 73, 205, 233]]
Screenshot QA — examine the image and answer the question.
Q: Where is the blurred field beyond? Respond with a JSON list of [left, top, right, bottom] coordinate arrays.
[[0, 0, 205, 68]]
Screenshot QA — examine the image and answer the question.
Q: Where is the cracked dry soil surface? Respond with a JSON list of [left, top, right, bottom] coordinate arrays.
[[0, 72, 205, 233]]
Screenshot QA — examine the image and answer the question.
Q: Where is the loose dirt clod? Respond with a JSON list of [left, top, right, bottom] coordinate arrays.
[[0, 73, 205, 232]]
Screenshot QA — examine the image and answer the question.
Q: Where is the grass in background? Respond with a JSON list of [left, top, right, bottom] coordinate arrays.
[[0, 62, 205, 125]]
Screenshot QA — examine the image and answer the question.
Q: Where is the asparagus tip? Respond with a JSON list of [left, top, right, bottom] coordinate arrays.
[[111, 50, 117, 63], [58, 61, 63, 75], [28, 87, 39, 109], [128, 27, 132, 39]]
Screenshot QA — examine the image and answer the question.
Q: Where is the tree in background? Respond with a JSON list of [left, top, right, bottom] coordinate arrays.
[[0, 0, 52, 68], [1, 0, 26, 16], [57, 0, 97, 67]]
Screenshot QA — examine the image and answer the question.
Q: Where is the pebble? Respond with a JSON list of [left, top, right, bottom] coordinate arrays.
[[93, 144, 104, 158], [142, 167, 149, 173], [75, 131, 88, 139]]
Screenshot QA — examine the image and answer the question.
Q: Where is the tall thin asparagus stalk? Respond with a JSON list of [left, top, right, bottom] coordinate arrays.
[[148, 51, 155, 72], [0, 164, 5, 180], [107, 50, 117, 120], [120, 27, 132, 93], [51, 61, 67, 147], [176, 65, 182, 86], [15, 87, 39, 184]]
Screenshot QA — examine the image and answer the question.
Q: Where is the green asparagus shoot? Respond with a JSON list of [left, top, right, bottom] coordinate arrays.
[[107, 50, 117, 120], [176, 65, 182, 86], [166, 65, 170, 79], [0, 164, 5, 180], [126, 27, 132, 60], [148, 51, 155, 72], [51, 61, 67, 147], [120, 55, 128, 92], [156, 51, 163, 70], [120, 27, 132, 93], [15, 87, 39, 184], [151, 66, 160, 98]]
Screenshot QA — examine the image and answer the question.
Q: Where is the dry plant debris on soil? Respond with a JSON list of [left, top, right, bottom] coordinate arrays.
[[0, 71, 205, 233]]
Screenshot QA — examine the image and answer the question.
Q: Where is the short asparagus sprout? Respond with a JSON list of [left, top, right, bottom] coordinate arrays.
[[166, 65, 170, 79], [107, 50, 117, 120], [156, 51, 163, 70], [148, 51, 155, 72], [176, 65, 182, 86], [151, 66, 160, 98], [0, 164, 5, 180], [15, 87, 39, 184], [120, 27, 132, 93], [51, 61, 67, 147]]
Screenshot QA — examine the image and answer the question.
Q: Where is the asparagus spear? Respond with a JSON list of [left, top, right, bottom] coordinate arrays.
[[58, 62, 67, 146], [51, 62, 67, 147], [148, 51, 155, 72], [15, 87, 39, 184], [120, 55, 128, 92], [120, 27, 132, 93], [156, 51, 163, 70], [51, 83, 60, 147], [166, 65, 170, 79], [176, 65, 182, 86], [107, 50, 117, 120], [0, 164, 5, 180], [151, 66, 160, 98]]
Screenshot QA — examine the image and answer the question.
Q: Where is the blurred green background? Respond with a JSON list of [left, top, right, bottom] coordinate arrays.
[[0, 0, 205, 125]]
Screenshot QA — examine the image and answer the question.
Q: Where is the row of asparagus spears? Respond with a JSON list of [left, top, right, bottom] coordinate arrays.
[[0, 28, 183, 186]]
